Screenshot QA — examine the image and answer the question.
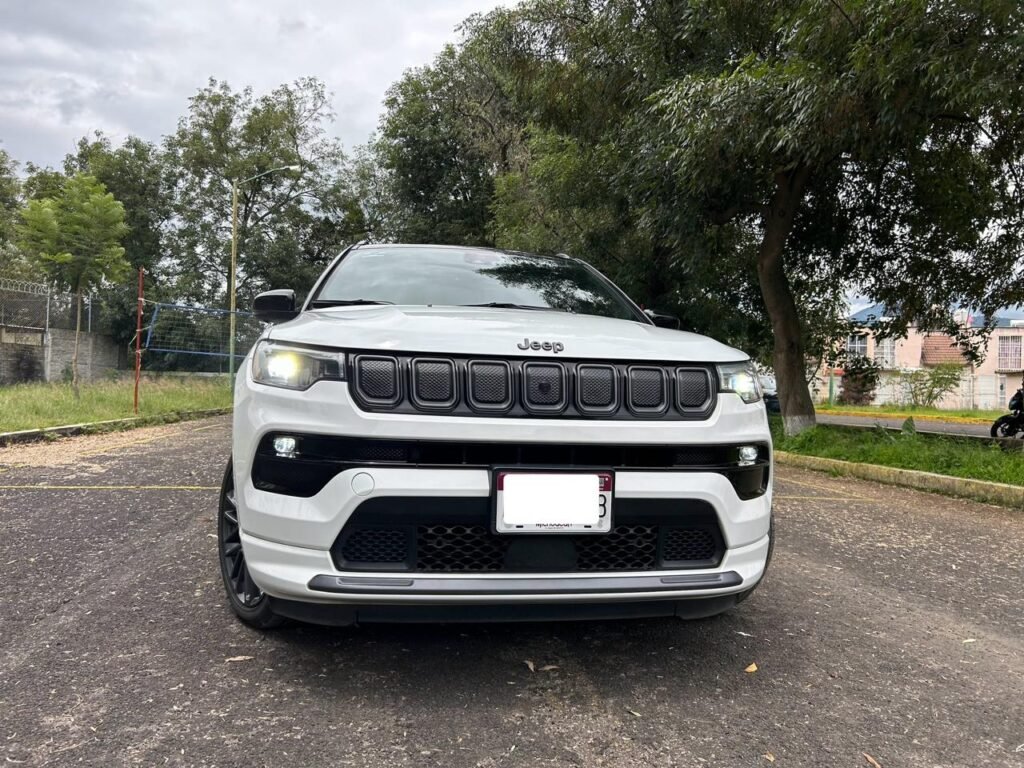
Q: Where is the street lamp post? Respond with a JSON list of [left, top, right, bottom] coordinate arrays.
[[228, 164, 301, 379]]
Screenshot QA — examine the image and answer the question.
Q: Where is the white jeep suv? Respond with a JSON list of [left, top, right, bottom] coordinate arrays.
[[219, 244, 773, 628]]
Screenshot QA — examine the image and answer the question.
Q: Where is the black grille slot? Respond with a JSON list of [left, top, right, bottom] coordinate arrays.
[[662, 527, 718, 563], [523, 363, 566, 411], [341, 529, 408, 564], [468, 361, 511, 409], [355, 355, 400, 404], [628, 367, 668, 413], [577, 364, 617, 411], [676, 368, 711, 410], [417, 525, 506, 571], [412, 358, 456, 408], [575, 525, 658, 570]]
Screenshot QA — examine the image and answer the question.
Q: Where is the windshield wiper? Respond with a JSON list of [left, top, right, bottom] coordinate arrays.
[[460, 302, 564, 312], [310, 299, 394, 307]]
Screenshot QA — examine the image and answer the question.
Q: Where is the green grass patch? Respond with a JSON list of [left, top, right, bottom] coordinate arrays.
[[773, 419, 1024, 487], [0, 378, 232, 433], [815, 402, 1002, 422]]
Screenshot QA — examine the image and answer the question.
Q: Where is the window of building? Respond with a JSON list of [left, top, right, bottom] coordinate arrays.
[[846, 333, 868, 358], [874, 337, 896, 369], [998, 335, 1022, 371]]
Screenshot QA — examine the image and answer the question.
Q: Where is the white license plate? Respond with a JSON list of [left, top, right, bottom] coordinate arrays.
[[495, 471, 613, 534]]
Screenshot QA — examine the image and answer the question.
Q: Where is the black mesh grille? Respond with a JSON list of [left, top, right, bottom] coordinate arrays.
[[524, 363, 565, 409], [662, 527, 718, 562], [417, 525, 506, 571], [412, 359, 455, 406], [332, 497, 726, 573], [356, 356, 399, 402], [628, 367, 667, 412], [578, 365, 616, 409], [575, 525, 658, 570], [468, 361, 511, 407], [341, 529, 408, 564], [676, 369, 711, 409]]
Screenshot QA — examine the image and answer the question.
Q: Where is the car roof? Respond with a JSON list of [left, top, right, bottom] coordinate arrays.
[[350, 242, 576, 263]]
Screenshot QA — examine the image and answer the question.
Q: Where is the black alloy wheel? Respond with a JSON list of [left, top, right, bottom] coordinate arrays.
[[218, 459, 284, 628]]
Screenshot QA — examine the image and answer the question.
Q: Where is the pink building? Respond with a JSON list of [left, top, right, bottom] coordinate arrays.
[[816, 304, 1024, 410]]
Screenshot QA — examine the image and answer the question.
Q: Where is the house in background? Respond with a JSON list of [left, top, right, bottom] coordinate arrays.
[[815, 304, 1024, 410]]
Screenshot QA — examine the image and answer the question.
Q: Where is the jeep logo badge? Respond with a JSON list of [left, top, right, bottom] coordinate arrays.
[[517, 337, 564, 354]]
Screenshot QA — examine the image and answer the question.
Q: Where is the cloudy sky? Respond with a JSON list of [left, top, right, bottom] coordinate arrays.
[[0, 0, 507, 169]]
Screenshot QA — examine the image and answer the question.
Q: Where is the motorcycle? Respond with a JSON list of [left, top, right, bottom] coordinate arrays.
[[991, 385, 1024, 438]]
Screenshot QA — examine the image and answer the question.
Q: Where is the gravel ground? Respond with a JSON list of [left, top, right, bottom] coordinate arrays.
[[0, 416, 1021, 767]]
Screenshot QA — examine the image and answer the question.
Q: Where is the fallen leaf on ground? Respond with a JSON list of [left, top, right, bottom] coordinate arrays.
[[763, 754, 775, 763], [744, 663, 758, 673], [524, 660, 535, 673], [225, 655, 254, 663], [962, 638, 977, 644], [736, 631, 754, 637], [540, 665, 559, 672], [626, 708, 642, 718], [863, 753, 882, 768]]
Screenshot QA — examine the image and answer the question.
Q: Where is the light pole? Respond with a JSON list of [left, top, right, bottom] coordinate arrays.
[[228, 164, 301, 378]]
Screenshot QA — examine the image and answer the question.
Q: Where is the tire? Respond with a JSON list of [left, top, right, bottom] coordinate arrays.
[[991, 416, 1020, 438], [217, 459, 284, 629]]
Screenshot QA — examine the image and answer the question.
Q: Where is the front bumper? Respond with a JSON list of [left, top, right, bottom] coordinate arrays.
[[232, 369, 773, 614]]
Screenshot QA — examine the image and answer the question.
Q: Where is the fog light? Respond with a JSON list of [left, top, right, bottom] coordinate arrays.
[[738, 445, 759, 465], [273, 436, 298, 458]]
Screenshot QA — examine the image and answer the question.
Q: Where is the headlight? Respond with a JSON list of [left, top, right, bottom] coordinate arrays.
[[717, 361, 762, 404], [251, 341, 345, 390]]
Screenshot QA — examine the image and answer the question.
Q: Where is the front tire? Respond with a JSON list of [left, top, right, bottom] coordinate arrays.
[[991, 416, 1021, 438], [218, 459, 284, 629]]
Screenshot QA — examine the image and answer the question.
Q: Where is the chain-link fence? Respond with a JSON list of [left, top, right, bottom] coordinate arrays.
[[143, 303, 265, 371]]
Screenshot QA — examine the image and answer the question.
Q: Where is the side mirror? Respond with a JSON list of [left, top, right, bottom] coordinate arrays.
[[644, 309, 681, 330], [253, 289, 298, 323]]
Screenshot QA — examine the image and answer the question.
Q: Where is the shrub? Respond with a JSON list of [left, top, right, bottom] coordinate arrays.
[[897, 363, 963, 408], [838, 355, 880, 405]]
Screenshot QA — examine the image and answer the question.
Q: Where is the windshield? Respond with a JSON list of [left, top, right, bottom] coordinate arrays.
[[311, 246, 646, 322]]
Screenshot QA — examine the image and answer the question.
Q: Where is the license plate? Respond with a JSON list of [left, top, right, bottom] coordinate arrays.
[[494, 471, 613, 534]]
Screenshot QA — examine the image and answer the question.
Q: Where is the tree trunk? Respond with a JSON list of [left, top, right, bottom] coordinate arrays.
[[72, 288, 82, 401], [756, 167, 817, 436]]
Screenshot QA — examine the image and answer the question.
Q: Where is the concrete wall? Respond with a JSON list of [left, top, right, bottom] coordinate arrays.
[[0, 325, 123, 384]]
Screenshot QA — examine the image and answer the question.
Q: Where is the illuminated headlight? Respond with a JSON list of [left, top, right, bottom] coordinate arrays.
[[717, 361, 762, 404], [251, 341, 345, 390]]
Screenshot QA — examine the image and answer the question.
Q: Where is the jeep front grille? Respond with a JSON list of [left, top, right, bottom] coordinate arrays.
[[346, 351, 716, 420]]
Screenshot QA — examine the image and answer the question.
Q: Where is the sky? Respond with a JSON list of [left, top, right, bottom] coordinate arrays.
[[0, 0, 508, 170]]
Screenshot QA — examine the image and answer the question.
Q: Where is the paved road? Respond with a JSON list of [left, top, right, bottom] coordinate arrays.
[[1, 417, 1022, 767], [817, 413, 996, 438]]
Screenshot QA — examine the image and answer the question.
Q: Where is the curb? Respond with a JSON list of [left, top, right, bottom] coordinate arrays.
[[0, 408, 232, 447], [775, 451, 1024, 510], [817, 409, 991, 426]]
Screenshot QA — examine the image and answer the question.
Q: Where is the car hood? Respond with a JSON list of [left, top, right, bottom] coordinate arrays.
[[267, 306, 746, 363]]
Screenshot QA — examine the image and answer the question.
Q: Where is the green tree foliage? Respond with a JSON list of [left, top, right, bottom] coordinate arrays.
[[0, 149, 22, 267], [375, 49, 497, 246], [374, 0, 1024, 435], [163, 77, 367, 305], [17, 173, 129, 394]]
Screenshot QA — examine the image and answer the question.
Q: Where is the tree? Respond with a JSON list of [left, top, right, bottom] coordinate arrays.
[[0, 149, 22, 269], [17, 173, 129, 395], [163, 78, 367, 306], [393, 0, 1024, 435]]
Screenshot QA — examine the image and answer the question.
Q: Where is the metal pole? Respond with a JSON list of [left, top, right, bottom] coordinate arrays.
[[134, 268, 143, 414], [228, 179, 238, 379]]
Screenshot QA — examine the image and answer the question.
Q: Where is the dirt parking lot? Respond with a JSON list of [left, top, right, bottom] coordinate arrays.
[[0, 417, 1021, 767]]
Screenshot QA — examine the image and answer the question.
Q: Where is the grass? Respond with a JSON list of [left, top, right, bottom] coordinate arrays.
[[815, 402, 1003, 423], [772, 419, 1024, 487], [0, 378, 232, 434]]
